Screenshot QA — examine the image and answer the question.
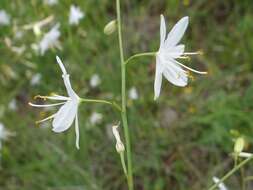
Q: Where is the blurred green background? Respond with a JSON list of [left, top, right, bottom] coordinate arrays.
[[1, 0, 253, 189]]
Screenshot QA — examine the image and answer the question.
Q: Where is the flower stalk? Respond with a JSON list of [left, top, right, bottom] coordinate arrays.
[[208, 155, 253, 190], [116, 0, 134, 189]]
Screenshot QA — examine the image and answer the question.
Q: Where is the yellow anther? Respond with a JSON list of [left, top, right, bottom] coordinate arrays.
[[34, 95, 47, 100], [197, 50, 204, 55], [179, 56, 191, 61], [186, 71, 195, 80]]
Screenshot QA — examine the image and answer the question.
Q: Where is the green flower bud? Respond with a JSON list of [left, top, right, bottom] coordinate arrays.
[[104, 20, 117, 35], [234, 137, 245, 154]]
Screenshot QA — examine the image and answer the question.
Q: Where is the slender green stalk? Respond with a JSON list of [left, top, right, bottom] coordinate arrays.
[[120, 152, 127, 175], [124, 52, 156, 65], [116, 0, 134, 189], [208, 155, 253, 190], [80, 98, 121, 111], [240, 167, 246, 190]]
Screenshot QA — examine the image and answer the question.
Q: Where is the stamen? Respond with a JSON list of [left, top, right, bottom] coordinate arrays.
[[183, 50, 203, 56], [179, 56, 191, 61], [174, 60, 207, 75], [29, 102, 65, 107], [33, 94, 69, 101], [36, 113, 56, 124]]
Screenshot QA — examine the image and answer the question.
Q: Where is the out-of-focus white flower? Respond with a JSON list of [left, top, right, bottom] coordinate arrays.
[[14, 30, 24, 39], [4, 36, 26, 55], [89, 112, 103, 125], [112, 124, 125, 153], [29, 56, 81, 149], [128, 87, 139, 100], [89, 74, 101, 88], [30, 73, 42, 86], [69, 5, 85, 25], [38, 23, 61, 55], [0, 10, 10, 26], [44, 0, 58, 6], [154, 15, 207, 100], [23, 15, 54, 37], [0, 123, 14, 150], [212, 177, 228, 190], [8, 99, 17, 111]]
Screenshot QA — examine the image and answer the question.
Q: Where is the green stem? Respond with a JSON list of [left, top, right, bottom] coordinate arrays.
[[116, 0, 134, 189], [208, 155, 253, 190], [120, 152, 128, 175], [80, 98, 121, 112], [124, 52, 156, 65]]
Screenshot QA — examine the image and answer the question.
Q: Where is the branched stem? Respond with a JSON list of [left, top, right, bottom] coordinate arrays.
[[80, 98, 121, 112], [208, 155, 253, 190], [124, 52, 156, 65], [116, 0, 134, 189]]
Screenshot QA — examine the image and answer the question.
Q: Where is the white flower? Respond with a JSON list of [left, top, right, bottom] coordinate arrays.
[[89, 112, 103, 125], [128, 87, 139, 100], [112, 124, 125, 153], [30, 73, 42, 86], [8, 99, 17, 111], [212, 177, 228, 190], [154, 15, 207, 100], [69, 5, 85, 25], [44, 0, 58, 6], [89, 74, 101, 88], [29, 56, 81, 149], [39, 23, 61, 55], [0, 10, 10, 26], [0, 123, 14, 150]]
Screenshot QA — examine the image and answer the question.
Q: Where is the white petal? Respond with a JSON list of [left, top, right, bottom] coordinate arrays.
[[154, 56, 163, 100], [163, 44, 185, 59], [165, 16, 189, 47], [160, 15, 166, 47], [75, 112, 80, 149], [56, 56, 67, 75], [62, 74, 79, 99], [162, 59, 188, 87], [52, 100, 78, 133]]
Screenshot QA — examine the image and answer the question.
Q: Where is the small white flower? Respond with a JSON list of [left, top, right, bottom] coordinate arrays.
[[128, 87, 139, 100], [212, 177, 228, 190], [89, 112, 103, 125], [30, 73, 42, 86], [0, 10, 10, 26], [69, 5, 85, 25], [112, 124, 125, 153], [0, 123, 14, 150], [44, 0, 58, 6], [14, 30, 24, 39], [154, 15, 207, 100], [8, 99, 17, 111], [29, 56, 81, 149], [39, 23, 61, 55], [89, 74, 101, 88]]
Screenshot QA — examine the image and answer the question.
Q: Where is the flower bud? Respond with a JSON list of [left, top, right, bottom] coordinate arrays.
[[33, 24, 41, 36], [112, 124, 125, 153], [234, 137, 245, 154], [104, 20, 117, 35]]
